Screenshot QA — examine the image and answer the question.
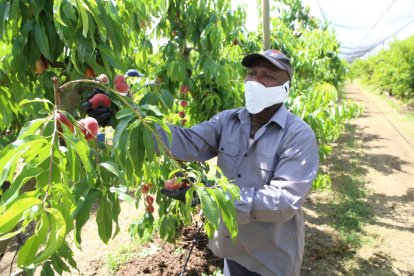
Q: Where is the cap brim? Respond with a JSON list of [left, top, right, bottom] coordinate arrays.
[[242, 53, 292, 80]]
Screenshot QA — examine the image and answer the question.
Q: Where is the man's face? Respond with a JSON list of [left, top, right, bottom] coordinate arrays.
[[245, 59, 290, 87]]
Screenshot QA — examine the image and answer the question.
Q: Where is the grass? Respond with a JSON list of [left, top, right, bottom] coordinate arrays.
[[302, 122, 374, 274], [355, 80, 414, 141], [105, 227, 154, 275], [324, 123, 373, 248]]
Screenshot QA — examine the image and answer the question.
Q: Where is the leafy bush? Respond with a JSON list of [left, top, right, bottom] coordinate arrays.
[[351, 36, 414, 100]]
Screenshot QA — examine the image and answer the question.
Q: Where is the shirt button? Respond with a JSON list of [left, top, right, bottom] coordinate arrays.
[[237, 174, 241, 178], [244, 153, 248, 157], [220, 147, 224, 151]]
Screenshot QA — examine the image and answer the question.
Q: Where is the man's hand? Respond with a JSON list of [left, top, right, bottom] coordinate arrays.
[[161, 173, 213, 204], [161, 175, 195, 203], [160, 186, 191, 202], [81, 88, 114, 127]]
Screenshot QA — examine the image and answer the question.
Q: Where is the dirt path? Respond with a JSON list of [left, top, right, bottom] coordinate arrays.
[[302, 82, 414, 275], [344, 83, 414, 274]]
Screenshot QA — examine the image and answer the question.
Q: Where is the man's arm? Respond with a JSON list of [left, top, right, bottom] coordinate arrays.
[[156, 111, 231, 162], [235, 125, 319, 224]]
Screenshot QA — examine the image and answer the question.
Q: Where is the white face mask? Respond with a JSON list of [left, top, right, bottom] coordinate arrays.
[[244, 81, 290, 114]]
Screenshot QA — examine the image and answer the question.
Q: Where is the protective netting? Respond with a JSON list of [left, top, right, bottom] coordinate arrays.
[[302, 0, 414, 61]]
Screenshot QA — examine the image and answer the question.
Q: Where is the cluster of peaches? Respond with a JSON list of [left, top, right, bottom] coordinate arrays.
[[54, 73, 132, 141]]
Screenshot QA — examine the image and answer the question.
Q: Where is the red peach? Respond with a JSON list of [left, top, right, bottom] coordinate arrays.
[[78, 117, 99, 141], [98, 74, 109, 85], [34, 59, 45, 74], [55, 112, 74, 133], [180, 85, 189, 94], [180, 119, 187, 126], [89, 93, 111, 109], [146, 204, 154, 213], [181, 181, 191, 189], [85, 67, 95, 79], [145, 195, 154, 205], [142, 184, 150, 194], [180, 100, 188, 108], [164, 178, 183, 191], [114, 75, 130, 93], [178, 111, 185, 118]]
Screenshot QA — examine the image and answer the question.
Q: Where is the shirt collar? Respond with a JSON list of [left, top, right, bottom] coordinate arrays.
[[234, 104, 289, 129]]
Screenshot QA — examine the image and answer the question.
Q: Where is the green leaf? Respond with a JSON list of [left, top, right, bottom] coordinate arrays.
[[40, 261, 54, 276], [210, 188, 238, 239], [0, 227, 24, 241], [142, 127, 155, 161], [129, 126, 144, 177], [65, 138, 94, 179], [203, 221, 215, 240], [53, 0, 67, 27], [58, 242, 78, 270], [197, 188, 219, 230], [10, 0, 20, 35], [73, 190, 99, 247], [109, 186, 134, 205], [30, 0, 45, 20], [17, 212, 49, 267], [51, 184, 76, 231], [140, 104, 163, 116], [115, 108, 134, 120], [160, 89, 174, 109], [159, 215, 178, 242], [33, 23, 51, 60], [96, 195, 112, 244], [1, 165, 44, 205], [0, 135, 48, 187], [50, 254, 69, 274], [112, 115, 134, 148], [0, 195, 41, 235], [75, 0, 89, 37], [220, 181, 240, 201], [99, 162, 126, 187], [17, 118, 48, 139], [34, 208, 67, 265]]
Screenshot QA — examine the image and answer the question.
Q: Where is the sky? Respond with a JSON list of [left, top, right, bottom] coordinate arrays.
[[234, 0, 414, 61]]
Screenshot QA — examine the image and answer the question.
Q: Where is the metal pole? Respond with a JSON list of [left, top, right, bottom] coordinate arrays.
[[262, 0, 270, 50]]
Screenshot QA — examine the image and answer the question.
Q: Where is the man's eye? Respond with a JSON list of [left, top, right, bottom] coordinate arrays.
[[264, 74, 276, 80], [247, 71, 255, 77]]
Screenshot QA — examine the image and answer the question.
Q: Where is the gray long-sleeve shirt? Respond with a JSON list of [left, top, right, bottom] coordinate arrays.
[[157, 105, 319, 276]]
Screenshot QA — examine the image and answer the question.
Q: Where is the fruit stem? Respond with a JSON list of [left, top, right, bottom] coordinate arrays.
[[47, 76, 62, 204]]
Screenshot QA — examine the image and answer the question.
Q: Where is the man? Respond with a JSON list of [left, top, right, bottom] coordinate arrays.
[[156, 49, 319, 275], [85, 49, 319, 275]]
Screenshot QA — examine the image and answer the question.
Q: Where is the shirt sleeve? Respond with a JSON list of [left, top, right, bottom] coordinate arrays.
[[156, 111, 228, 162], [235, 125, 319, 225]]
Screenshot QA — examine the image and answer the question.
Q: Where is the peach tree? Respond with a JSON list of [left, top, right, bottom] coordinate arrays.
[[0, 0, 362, 274], [0, 0, 246, 274]]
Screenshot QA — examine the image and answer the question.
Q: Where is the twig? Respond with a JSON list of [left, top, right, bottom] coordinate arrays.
[[9, 234, 24, 276], [179, 222, 204, 276], [52, 76, 61, 108]]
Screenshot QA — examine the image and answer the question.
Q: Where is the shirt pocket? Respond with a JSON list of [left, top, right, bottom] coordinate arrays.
[[255, 154, 276, 184], [217, 141, 240, 176]]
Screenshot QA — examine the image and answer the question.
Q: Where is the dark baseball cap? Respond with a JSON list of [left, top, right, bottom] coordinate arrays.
[[242, 49, 293, 80]]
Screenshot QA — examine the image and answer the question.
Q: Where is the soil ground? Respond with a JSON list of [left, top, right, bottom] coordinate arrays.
[[1, 82, 413, 275], [301, 82, 414, 275]]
